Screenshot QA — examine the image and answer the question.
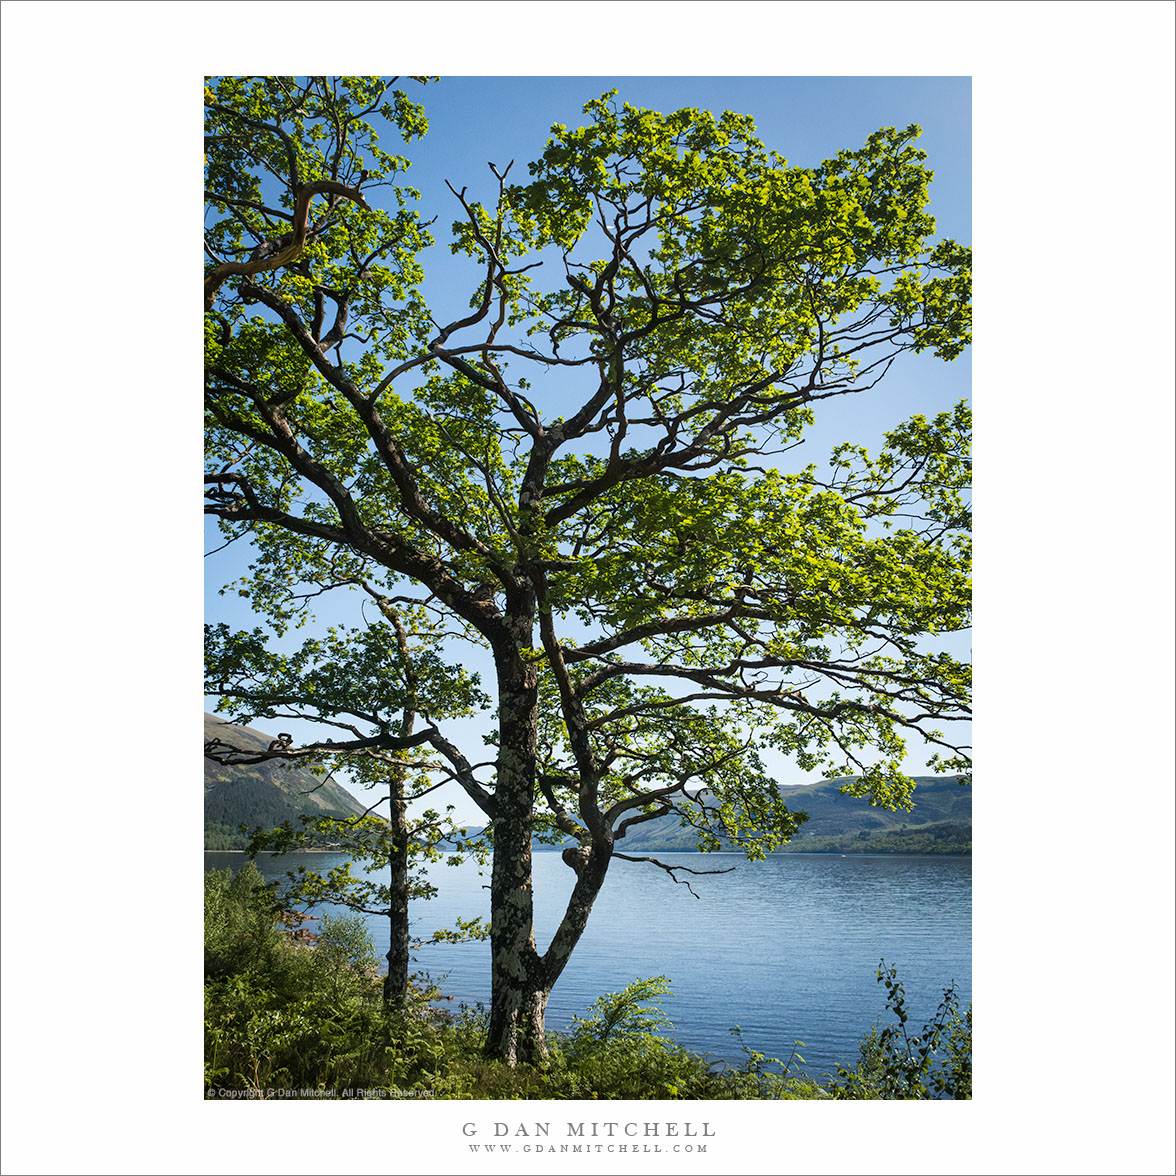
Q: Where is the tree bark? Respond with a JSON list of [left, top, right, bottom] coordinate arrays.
[[383, 790, 411, 1006], [484, 604, 553, 1064], [545, 842, 612, 988], [485, 824, 616, 1063], [383, 605, 417, 1007], [480, 567, 633, 1065], [484, 726, 546, 1060]]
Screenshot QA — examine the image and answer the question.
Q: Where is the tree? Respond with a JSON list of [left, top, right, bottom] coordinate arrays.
[[205, 597, 488, 1006], [205, 78, 971, 1065]]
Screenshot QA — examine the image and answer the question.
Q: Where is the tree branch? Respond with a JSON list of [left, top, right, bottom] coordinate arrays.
[[611, 852, 735, 899], [204, 179, 370, 309]]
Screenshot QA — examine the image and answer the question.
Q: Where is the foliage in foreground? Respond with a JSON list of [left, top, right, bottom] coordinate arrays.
[[828, 962, 972, 1099], [205, 864, 969, 1099]]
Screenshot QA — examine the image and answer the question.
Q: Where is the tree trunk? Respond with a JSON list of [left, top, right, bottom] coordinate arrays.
[[383, 608, 417, 1007], [486, 940, 549, 1066], [484, 612, 550, 1064], [484, 715, 548, 1061], [485, 834, 614, 1065], [383, 790, 411, 1006], [482, 595, 616, 1065], [545, 842, 612, 990]]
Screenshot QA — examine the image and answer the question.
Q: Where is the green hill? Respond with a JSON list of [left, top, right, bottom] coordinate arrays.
[[536, 775, 971, 855], [775, 775, 970, 853], [204, 714, 368, 849]]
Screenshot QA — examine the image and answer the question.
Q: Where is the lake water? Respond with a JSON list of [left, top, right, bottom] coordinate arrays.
[[205, 849, 971, 1080]]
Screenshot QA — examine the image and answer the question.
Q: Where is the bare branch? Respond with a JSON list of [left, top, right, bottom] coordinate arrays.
[[612, 852, 735, 899]]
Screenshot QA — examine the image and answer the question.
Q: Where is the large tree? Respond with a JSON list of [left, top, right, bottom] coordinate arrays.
[[205, 78, 971, 1064]]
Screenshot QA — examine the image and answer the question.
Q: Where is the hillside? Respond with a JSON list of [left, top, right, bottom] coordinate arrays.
[[536, 775, 971, 855], [776, 775, 970, 853], [204, 714, 368, 849]]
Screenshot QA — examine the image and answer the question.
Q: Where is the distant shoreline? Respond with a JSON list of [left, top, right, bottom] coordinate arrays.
[[205, 847, 970, 857], [205, 848, 345, 854]]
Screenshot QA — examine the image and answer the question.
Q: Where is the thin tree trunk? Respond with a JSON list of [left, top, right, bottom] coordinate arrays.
[[383, 790, 410, 1006], [382, 605, 416, 1007]]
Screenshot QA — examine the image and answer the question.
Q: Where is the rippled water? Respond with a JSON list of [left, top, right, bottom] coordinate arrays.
[[205, 849, 971, 1079]]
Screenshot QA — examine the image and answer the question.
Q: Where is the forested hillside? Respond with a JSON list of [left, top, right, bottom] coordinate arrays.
[[204, 714, 367, 849]]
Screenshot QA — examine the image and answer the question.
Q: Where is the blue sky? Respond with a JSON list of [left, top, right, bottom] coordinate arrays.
[[205, 75, 973, 817]]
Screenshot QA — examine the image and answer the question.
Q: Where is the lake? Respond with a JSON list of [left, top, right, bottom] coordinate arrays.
[[204, 849, 971, 1080]]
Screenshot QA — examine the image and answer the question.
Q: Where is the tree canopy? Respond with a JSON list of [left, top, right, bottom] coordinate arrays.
[[205, 77, 971, 1063]]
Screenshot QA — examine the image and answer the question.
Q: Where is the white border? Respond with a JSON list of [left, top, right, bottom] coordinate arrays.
[[2, 4, 1173, 1174]]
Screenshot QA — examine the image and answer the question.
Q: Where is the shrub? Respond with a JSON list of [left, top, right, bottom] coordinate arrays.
[[204, 862, 283, 979], [555, 977, 714, 1098], [827, 960, 972, 1099]]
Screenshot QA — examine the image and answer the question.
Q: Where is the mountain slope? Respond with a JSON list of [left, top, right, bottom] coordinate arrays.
[[204, 713, 367, 849], [538, 775, 971, 854], [773, 775, 971, 853]]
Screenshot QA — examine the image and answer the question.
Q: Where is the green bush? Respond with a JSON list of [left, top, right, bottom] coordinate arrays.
[[554, 977, 712, 1098], [827, 961, 972, 1099], [205, 863, 398, 1094], [204, 863, 284, 979]]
